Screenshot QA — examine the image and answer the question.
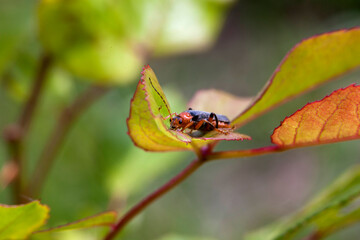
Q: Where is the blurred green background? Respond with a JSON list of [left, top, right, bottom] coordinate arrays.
[[1, 0, 360, 239]]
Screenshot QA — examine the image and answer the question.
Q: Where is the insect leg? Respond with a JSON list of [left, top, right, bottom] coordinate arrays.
[[193, 119, 207, 130], [209, 112, 219, 128], [161, 112, 176, 121], [195, 118, 230, 135], [182, 121, 195, 132]]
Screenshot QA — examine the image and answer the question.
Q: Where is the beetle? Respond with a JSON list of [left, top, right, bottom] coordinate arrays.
[[148, 76, 233, 135], [165, 108, 233, 135]]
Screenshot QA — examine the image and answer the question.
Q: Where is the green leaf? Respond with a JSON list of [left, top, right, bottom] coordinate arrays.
[[34, 211, 116, 234], [127, 66, 192, 151], [107, 149, 185, 197], [158, 233, 217, 240], [245, 165, 360, 240], [127, 66, 250, 152], [232, 28, 360, 128], [0, 201, 49, 240], [37, 0, 231, 84], [0, 0, 35, 76], [38, 0, 143, 84], [153, 0, 232, 56]]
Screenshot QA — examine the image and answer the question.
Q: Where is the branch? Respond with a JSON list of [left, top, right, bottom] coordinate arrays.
[[28, 85, 109, 197], [302, 232, 322, 240], [20, 54, 53, 132], [3, 53, 52, 203], [103, 159, 204, 240]]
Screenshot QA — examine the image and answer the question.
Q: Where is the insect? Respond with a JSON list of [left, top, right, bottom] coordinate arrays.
[[148, 76, 233, 135], [165, 108, 233, 135]]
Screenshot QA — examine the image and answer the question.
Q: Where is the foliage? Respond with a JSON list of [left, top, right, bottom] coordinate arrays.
[[1, 0, 360, 239], [0, 201, 49, 240], [123, 28, 360, 240], [0, 201, 116, 239]]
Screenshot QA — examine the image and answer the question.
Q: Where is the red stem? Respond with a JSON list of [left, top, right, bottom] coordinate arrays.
[[103, 159, 204, 240]]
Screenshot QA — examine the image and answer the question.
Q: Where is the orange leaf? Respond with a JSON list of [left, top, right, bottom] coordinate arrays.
[[272, 85, 360, 147]]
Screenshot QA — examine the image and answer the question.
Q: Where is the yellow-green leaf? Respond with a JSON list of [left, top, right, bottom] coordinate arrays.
[[233, 28, 360, 128], [127, 66, 249, 152], [153, 0, 232, 56], [38, 0, 143, 84], [0, 201, 49, 240], [34, 211, 116, 234], [127, 66, 193, 151]]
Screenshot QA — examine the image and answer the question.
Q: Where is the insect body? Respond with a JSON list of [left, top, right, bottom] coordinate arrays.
[[168, 108, 233, 135], [147, 76, 232, 135]]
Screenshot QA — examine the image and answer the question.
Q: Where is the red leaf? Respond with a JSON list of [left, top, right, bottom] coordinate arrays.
[[272, 85, 360, 147]]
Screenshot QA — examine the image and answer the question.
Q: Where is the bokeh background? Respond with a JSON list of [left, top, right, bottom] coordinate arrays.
[[1, 0, 360, 239]]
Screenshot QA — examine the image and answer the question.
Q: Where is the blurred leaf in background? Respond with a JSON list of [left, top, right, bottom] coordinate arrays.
[[38, 0, 232, 84], [246, 165, 360, 240], [158, 234, 217, 240]]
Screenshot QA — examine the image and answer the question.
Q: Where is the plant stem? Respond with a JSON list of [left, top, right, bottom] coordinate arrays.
[[302, 232, 321, 240], [3, 53, 52, 203], [20, 54, 53, 132], [28, 85, 109, 197], [207, 145, 282, 160], [103, 158, 204, 240]]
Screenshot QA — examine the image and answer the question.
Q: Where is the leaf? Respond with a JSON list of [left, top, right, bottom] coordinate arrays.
[[38, 0, 143, 84], [37, 0, 232, 84], [0, 201, 49, 240], [158, 233, 217, 240], [272, 84, 360, 148], [0, 0, 34, 76], [127, 66, 250, 152], [187, 89, 253, 120], [245, 165, 360, 240], [153, 0, 232, 56], [127, 66, 192, 151], [107, 149, 185, 198], [34, 211, 116, 234], [232, 27, 360, 128]]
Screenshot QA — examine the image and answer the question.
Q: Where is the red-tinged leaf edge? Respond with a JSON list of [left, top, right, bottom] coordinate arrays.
[[232, 27, 360, 129], [271, 84, 360, 149], [34, 211, 117, 233], [190, 131, 251, 141]]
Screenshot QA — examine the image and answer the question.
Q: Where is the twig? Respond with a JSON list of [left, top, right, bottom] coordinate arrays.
[[3, 53, 52, 203], [19, 54, 53, 132], [302, 232, 322, 240], [103, 159, 204, 240], [28, 85, 109, 197]]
